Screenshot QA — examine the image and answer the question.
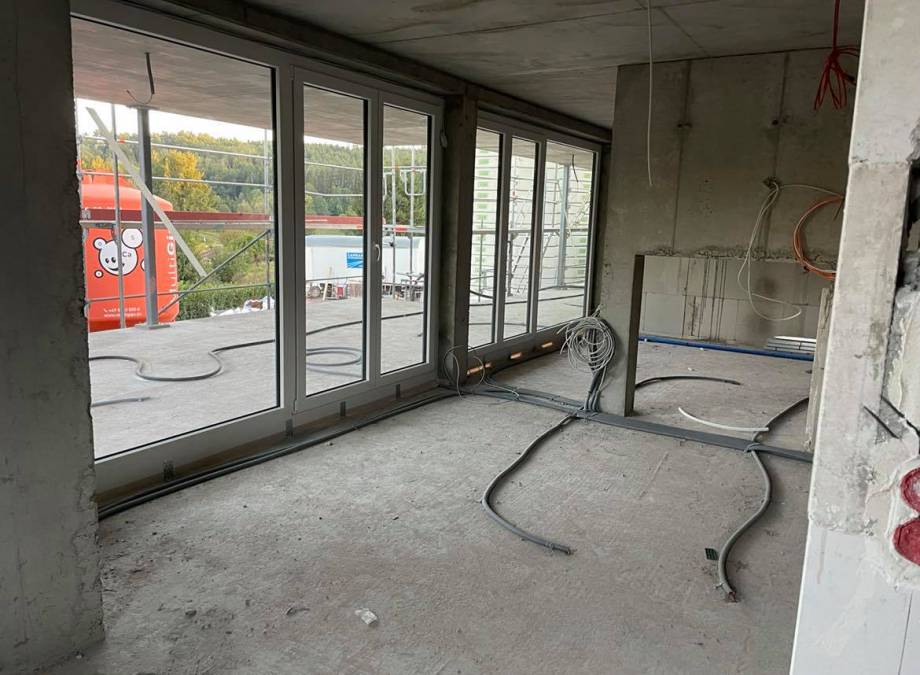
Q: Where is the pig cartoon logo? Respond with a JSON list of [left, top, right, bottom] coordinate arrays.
[[93, 228, 144, 278]]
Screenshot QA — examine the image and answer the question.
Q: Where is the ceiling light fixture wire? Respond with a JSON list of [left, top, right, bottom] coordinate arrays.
[[127, 52, 157, 106]]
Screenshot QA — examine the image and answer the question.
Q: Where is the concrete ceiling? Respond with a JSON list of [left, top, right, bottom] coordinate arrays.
[[73, 19, 431, 145], [246, 0, 866, 128]]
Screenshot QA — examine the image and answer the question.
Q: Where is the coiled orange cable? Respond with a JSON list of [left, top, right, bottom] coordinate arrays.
[[792, 196, 843, 280]]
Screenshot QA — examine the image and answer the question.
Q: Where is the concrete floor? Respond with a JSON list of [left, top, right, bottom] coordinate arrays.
[[89, 291, 583, 458], [59, 344, 811, 674], [492, 341, 812, 451]]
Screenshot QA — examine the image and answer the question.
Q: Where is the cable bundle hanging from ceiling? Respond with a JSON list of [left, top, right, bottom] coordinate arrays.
[[814, 0, 859, 110]]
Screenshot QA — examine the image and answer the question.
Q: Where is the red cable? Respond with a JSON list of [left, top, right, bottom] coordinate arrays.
[[814, 0, 859, 111]]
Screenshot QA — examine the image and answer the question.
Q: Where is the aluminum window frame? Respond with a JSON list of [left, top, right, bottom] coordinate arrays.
[[73, 0, 443, 493], [468, 128, 505, 349], [472, 112, 601, 364]]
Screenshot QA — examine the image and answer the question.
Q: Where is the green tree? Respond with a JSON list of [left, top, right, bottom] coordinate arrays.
[[153, 149, 219, 211]]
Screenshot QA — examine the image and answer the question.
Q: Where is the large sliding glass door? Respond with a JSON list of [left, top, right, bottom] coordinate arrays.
[[469, 130, 502, 348], [72, 16, 280, 460], [471, 115, 600, 354], [294, 70, 440, 413], [75, 1, 441, 493], [380, 105, 432, 375], [503, 138, 539, 340], [301, 85, 368, 396], [537, 142, 597, 329]]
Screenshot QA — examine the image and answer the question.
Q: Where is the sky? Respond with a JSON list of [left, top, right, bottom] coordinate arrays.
[[76, 98, 353, 148]]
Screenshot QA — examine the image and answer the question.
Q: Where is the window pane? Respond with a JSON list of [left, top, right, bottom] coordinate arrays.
[[303, 86, 367, 396], [73, 18, 278, 459], [503, 138, 537, 339], [469, 129, 501, 348], [538, 142, 595, 329], [380, 106, 430, 374]]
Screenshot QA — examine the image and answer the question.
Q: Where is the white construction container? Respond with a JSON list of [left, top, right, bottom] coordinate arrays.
[[304, 234, 426, 293]]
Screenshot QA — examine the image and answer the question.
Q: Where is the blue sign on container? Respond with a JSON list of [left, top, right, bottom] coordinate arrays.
[[346, 251, 364, 269]]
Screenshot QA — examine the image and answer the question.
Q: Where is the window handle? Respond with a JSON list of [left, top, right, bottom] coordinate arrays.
[[373, 243, 381, 261]]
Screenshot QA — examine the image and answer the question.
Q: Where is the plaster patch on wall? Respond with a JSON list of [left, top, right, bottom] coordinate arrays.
[[852, 254, 920, 587], [884, 252, 920, 414]]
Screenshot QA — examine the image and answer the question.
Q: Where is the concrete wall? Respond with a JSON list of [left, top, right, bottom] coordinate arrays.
[[598, 48, 852, 412], [791, 0, 920, 671], [0, 1, 104, 670], [641, 256, 832, 345]]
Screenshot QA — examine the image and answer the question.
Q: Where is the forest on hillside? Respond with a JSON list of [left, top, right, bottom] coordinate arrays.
[[79, 129, 428, 318]]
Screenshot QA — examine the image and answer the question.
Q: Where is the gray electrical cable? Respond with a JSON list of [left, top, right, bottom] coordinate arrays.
[[480, 415, 577, 555], [635, 375, 742, 389], [466, 383, 813, 463], [89, 338, 271, 382], [91, 395, 151, 408], [478, 315, 614, 554], [714, 396, 808, 602], [88, 310, 427, 392]]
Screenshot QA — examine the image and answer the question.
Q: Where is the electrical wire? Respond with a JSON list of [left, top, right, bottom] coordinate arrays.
[[559, 312, 616, 413], [477, 315, 616, 554], [91, 395, 151, 408], [90, 341, 363, 383], [738, 180, 843, 321], [635, 375, 741, 389], [677, 407, 769, 434], [442, 346, 485, 396], [126, 52, 156, 106], [89, 338, 271, 382], [792, 196, 843, 280], [88, 310, 428, 397], [480, 415, 576, 555], [466, 383, 813, 464], [715, 396, 808, 601], [814, 0, 859, 111]]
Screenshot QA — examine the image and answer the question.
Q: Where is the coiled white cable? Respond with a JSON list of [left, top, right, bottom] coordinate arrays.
[[738, 180, 843, 321], [559, 313, 616, 373]]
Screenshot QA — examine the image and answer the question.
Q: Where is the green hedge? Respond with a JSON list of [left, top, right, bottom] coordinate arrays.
[[176, 285, 274, 321]]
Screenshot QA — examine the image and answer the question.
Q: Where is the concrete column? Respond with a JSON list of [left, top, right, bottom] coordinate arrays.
[[791, 0, 920, 671], [0, 1, 104, 671], [437, 92, 478, 381], [596, 60, 689, 415]]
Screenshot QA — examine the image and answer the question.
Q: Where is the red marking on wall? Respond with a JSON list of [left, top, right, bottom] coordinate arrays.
[[894, 468, 920, 565], [901, 467, 920, 511], [894, 521, 920, 565]]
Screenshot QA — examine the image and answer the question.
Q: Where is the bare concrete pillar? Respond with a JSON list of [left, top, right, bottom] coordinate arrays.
[[791, 0, 920, 671], [596, 60, 689, 415], [0, 1, 104, 670], [597, 252, 645, 415], [437, 92, 478, 382]]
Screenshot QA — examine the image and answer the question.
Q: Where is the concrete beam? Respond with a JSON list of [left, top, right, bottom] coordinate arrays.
[[0, 1, 103, 671]]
